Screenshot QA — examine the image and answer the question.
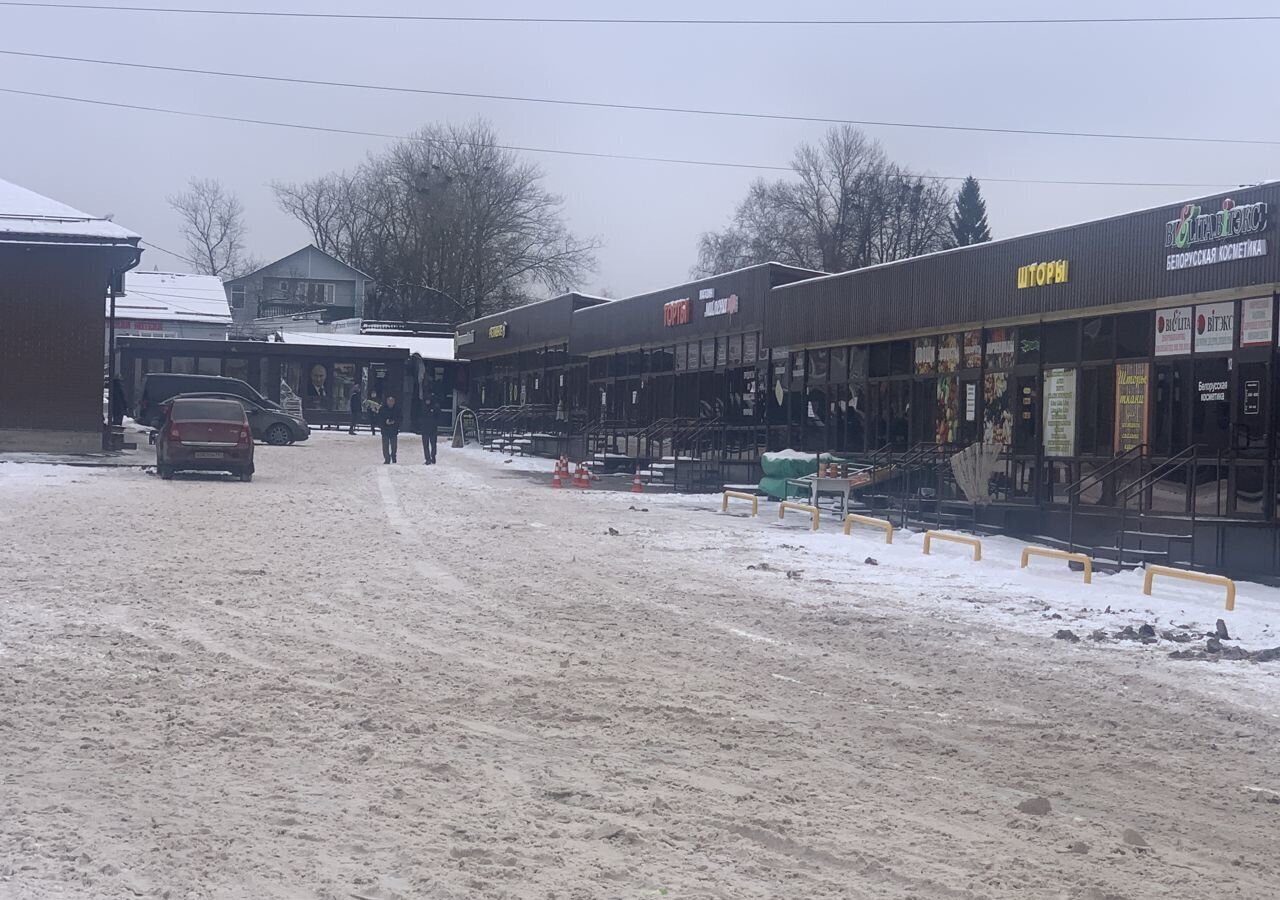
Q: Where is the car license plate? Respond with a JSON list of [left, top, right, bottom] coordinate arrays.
[[194, 451, 224, 459]]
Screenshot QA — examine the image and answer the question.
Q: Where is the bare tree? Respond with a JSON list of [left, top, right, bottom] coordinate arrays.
[[274, 120, 599, 324], [167, 177, 259, 278], [693, 126, 954, 277]]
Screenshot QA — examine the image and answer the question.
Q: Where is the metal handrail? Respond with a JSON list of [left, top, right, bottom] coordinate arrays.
[[1066, 443, 1148, 498], [1118, 444, 1203, 502]]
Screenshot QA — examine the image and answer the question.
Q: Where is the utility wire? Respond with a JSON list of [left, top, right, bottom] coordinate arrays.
[[0, 2, 1276, 25], [1, 47, 1277, 149], [0, 87, 1240, 190], [140, 238, 199, 267]]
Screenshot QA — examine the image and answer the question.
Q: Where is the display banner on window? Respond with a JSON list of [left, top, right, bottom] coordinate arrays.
[[963, 330, 983, 369], [744, 333, 759, 362], [983, 373, 1013, 446], [700, 340, 715, 369], [1240, 297, 1274, 347], [674, 343, 688, 372], [1154, 306, 1194, 356], [937, 334, 961, 373], [1043, 367, 1077, 457], [935, 377, 959, 443], [913, 337, 936, 374], [1114, 363, 1150, 453], [985, 327, 1016, 370], [1195, 302, 1235, 353]]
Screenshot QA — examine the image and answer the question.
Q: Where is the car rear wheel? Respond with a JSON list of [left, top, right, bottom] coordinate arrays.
[[265, 423, 291, 445], [159, 465, 174, 480], [239, 469, 253, 483]]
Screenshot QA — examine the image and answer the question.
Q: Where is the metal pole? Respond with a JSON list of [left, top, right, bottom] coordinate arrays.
[[108, 276, 117, 380]]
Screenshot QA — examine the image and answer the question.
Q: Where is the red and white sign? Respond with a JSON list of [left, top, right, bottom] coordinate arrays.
[[663, 298, 691, 326], [1194, 302, 1235, 353], [703, 293, 739, 318], [1154, 306, 1193, 356], [1240, 296, 1274, 347]]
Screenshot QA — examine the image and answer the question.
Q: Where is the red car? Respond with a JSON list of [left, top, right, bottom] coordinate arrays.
[[156, 397, 255, 482]]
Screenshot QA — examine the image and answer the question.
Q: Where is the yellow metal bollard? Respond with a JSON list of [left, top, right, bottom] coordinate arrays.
[[842, 513, 894, 544], [721, 491, 759, 517], [778, 501, 820, 531], [922, 530, 982, 561], [1143, 564, 1236, 612], [1020, 547, 1093, 584]]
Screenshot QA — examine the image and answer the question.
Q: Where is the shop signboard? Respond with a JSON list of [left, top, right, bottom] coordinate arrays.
[[1154, 306, 1193, 356], [698, 287, 715, 300], [488, 323, 507, 339], [1194, 302, 1235, 353], [455, 330, 475, 347], [984, 327, 1016, 370], [1245, 380, 1261, 416], [1114, 363, 1150, 453], [1042, 367, 1077, 457], [1240, 296, 1274, 347], [1016, 259, 1069, 289], [663, 298, 691, 327], [937, 334, 961, 373], [703, 293, 738, 317], [1165, 198, 1269, 271]]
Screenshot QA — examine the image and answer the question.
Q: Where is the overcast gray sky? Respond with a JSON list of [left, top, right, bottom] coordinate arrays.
[[1, 0, 1275, 298]]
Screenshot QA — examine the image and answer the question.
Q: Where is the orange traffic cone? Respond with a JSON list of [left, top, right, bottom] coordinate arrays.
[[551, 457, 564, 489], [576, 462, 592, 489], [631, 464, 644, 493]]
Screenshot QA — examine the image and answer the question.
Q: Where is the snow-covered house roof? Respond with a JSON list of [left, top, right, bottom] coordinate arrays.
[[107, 271, 232, 323], [273, 330, 455, 361], [0, 177, 139, 244]]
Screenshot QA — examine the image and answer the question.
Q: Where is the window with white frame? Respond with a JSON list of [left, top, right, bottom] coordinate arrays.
[[229, 284, 246, 309]]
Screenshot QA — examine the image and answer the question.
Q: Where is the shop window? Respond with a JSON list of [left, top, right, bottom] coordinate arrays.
[[962, 330, 983, 370], [935, 377, 959, 444], [197, 357, 220, 376], [850, 346, 869, 380], [1017, 325, 1042, 367], [985, 327, 1016, 371], [673, 344, 687, 372], [1043, 321, 1078, 365], [1077, 367, 1116, 456], [1013, 375, 1038, 454], [627, 349, 645, 375], [830, 347, 848, 382], [807, 348, 829, 382], [610, 354, 628, 378], [1235, 360, 1269, 455], [651, 347, 674, 373], [913, 337, 937, 375], [789, 351, 805, 382], [983, 373, 1014, 447], [223, 357, 249, 384], [889, 340, 912, 376], [1115, 312, 1149, 359], [700, 340, 715, 369], [869, 343, 891, 378], [1152, 362, 1191, 456], [715, 337, 728, 368], [1081, 317, 1115, 361], [171, 357, 194, 374], [937, 334, 961, 374], [588, 356, 608, 379], [1192, 358, 1232, 452], [229, 284, 245, 309], [744, 333, 759, 363]]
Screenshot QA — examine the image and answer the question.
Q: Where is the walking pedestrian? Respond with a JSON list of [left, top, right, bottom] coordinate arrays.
[[363, 393, 380, 435], [348, 385, 363, 435], [418, 390, 437, 465], [109, 377, 128, 427], [379, 395, 402, 464]]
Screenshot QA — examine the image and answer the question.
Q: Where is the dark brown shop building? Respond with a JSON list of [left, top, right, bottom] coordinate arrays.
[[458, 184, 1280, 577]]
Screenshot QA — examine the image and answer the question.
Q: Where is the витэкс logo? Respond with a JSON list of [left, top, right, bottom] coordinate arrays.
[[1166, 198, 1268, 249]]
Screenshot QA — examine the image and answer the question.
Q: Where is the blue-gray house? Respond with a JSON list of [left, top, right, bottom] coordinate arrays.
[[224, 245, 372, 326]]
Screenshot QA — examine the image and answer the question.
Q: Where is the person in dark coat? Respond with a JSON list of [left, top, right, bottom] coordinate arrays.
[[380, 395, 402, 464], [418, 390, 437, 465], [348, 386, 363, 435], [109, 377, 128, 427]]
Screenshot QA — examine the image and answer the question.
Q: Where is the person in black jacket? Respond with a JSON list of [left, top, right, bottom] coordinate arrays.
[[380, 395, 402, 464], [418, 390, 437, 465], [348, 386, 363, 435]]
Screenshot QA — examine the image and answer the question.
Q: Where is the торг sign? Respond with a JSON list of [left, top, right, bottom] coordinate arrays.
[[663, 298, 691, 326], [1165, 198, 1269, 271]]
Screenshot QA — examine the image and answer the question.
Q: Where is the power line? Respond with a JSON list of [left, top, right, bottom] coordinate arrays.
[[140, 238, 199, 267], [1, 47, 1277, 149], [1, 2, 1276, 26], [0, 86, 1240, 190]]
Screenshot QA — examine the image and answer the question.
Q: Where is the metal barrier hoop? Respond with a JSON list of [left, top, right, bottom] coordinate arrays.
[[722, 491, 759, 517], [842, 513, 894, 544], [1020, 546, 1093, 584], [778, 501, 820, 531], [922, 530, 982, 561], [1143, 564, 1236, 612]]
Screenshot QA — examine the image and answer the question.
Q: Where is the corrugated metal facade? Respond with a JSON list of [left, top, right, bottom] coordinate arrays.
[[767, 183, 1280, 348], [457, 292, 608, 359], [0, 244, 134, 445], [569, 263, 820, 356]]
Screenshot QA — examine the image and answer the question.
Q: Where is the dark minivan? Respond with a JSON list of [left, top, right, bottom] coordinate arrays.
[[136, 373, 280, 427]]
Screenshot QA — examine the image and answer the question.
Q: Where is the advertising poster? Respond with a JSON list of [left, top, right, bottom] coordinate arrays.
[[1154, 306, 1194, 355], [1042, 367, 1077, 457], [913, 336, 936, 374], [1113, 363, 1150, 453], [700, 340, 715, 369], [965, 382, 977, 422], [982, 373, 1013, 446], [963, 329, 983, 369], [1194, 302, 1235, 353], [674, 343, 687, 372], [935, 377, 959, 443], [937, 334, 961, 373], [1240, 297, 1275, 347], [984, 327, 1016, 370]]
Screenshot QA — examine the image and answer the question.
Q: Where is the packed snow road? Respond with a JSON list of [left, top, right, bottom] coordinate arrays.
[[2, 436, 1278, 899]]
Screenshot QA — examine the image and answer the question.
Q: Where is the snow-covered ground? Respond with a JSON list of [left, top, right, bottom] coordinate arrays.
[[2, 438, 1278, 899]]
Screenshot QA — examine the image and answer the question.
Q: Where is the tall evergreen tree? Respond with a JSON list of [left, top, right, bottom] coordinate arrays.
[[949, 175, 992, 247]]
